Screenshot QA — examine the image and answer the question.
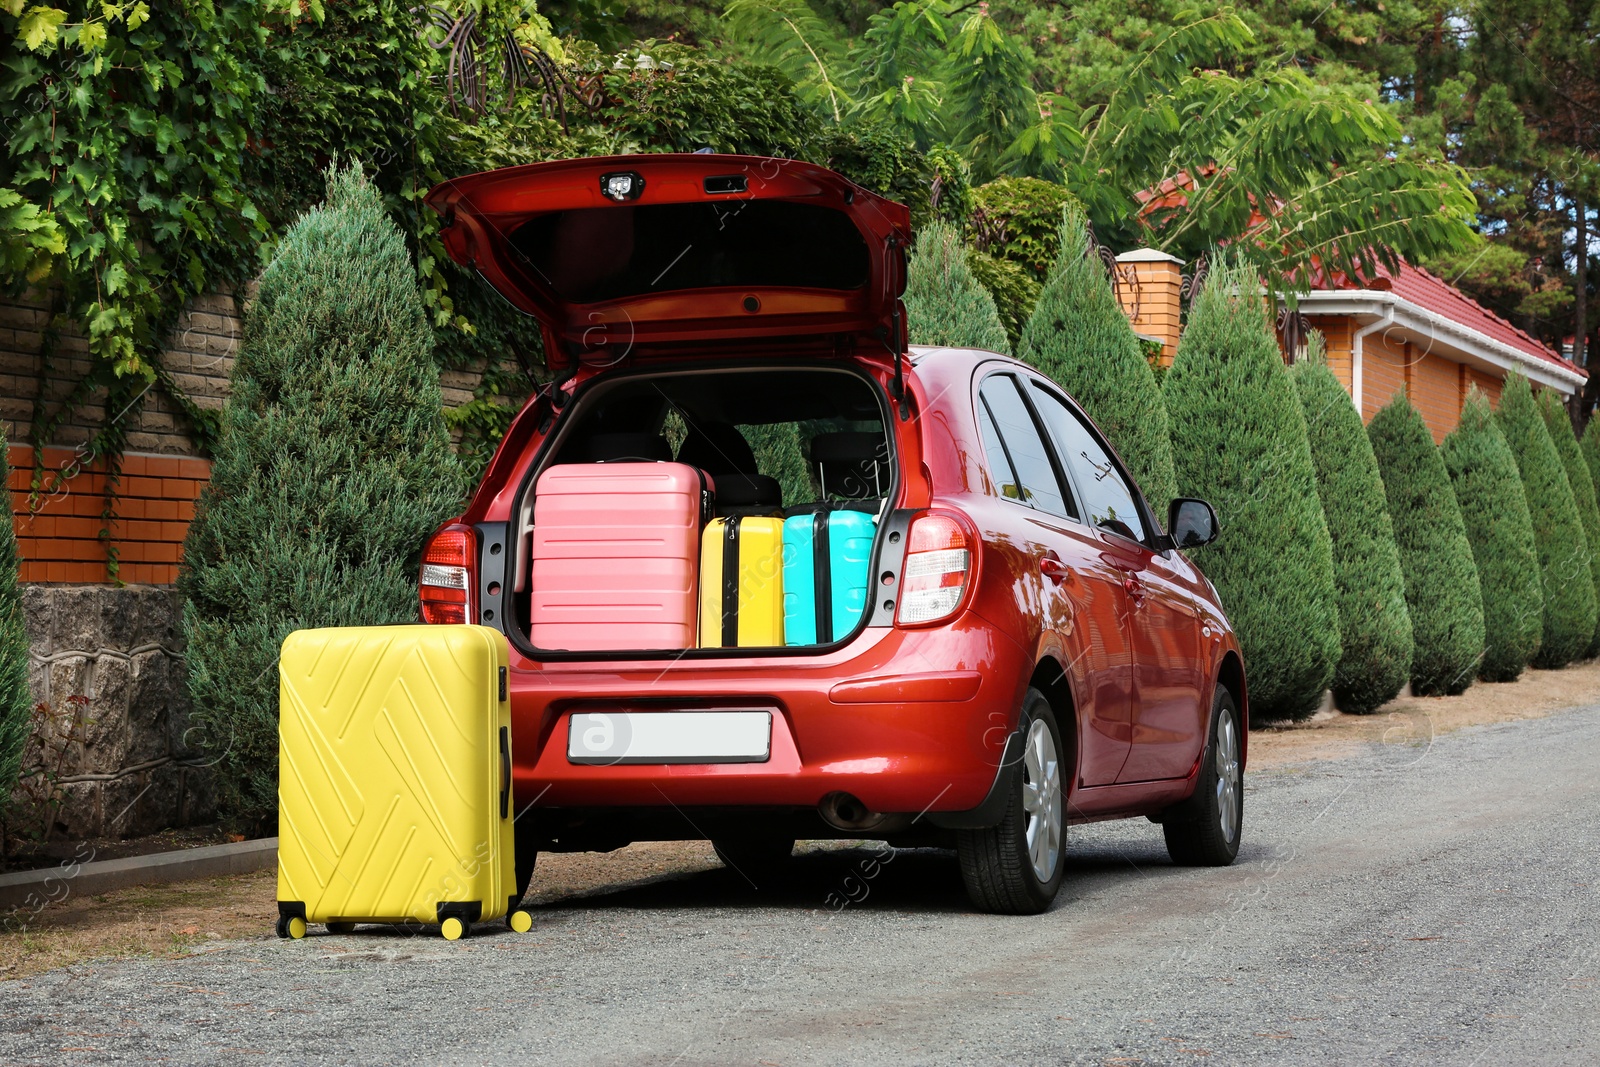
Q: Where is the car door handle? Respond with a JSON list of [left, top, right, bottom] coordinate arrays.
[[1123, 576, 1146, 602], [1040, 557, 1074, 584]]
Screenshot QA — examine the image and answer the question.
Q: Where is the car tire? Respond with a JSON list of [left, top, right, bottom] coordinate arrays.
[[712, 836, 796, 889], [1163, 687, 1243, 866], [956, 689, 1066, 915], [514, 815, 539, 904]]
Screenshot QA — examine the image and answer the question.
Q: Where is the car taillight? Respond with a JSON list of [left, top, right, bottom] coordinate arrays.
[[420, 526, 475, 625], [896, 512, 972, 626]]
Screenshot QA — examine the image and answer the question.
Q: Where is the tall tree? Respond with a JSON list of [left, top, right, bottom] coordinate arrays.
[[1163, 256, 1340, 721], [1290, 336, 1413, 713], [1538, 388, 1600, 653], [1019, 203, 1177, 508], [903, 220, 1011, 354]]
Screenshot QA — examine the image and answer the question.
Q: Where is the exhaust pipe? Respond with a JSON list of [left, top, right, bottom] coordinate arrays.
[[819, 791, 891, 832]]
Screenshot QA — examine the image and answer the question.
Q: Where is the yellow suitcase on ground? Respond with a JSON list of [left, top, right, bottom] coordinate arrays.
[[698, 516, 785, 646], [276, 624, 530, 941]]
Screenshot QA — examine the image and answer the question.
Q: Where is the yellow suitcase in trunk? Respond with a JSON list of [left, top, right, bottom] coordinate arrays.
[[698, 516, 785, 647], [276, 624, 530, 940]]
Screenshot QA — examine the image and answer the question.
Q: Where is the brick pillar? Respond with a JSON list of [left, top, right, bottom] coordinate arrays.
[[1113, 249, 1184, 366]]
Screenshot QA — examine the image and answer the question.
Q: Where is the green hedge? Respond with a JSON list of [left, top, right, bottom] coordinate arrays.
[[1163, 257, 1340, 721], [180, 167, 467, 830], [904, 220, 1011, 354], [1496, 374, 1596, 668], [1289, 340, 1412, 713], [1582, 417, 1600, 514], [1367, 394, 1485, 695], [1537, 390, 1600, 656], [0, 436, 29, 799], [967, 248, 1040, 353], [1019, 204, 1177, 508], [1440, 391, 1543, 681], [970, 177, 1083, 279]]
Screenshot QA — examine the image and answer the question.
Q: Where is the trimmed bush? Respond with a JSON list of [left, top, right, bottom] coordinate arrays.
[[967, 248, 1040, 353], [1163, 256, 1340, 721], [0, 438, 29, 798], [1367, 394, 1485, 695], [903, 220, 1010, 354], [1289, 337, 1413, 713], [1537, 390, 1600, 655], [1440, 391, 1543, 681], [970, 177, 1082, 279], [1496, 373, 1596, 668], [1019, 204, 1178, 508], [1583, 416, 1600, 494], [180, 166, 466, 830]]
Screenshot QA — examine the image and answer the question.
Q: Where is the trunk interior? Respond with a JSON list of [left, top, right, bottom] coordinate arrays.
[[507, 364, 897, 657]]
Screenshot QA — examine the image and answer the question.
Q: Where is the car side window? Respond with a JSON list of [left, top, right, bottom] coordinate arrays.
[[976, 399, 1023, 502], [978, 375, 1075, 520], [1029, 381, 1149, 543]]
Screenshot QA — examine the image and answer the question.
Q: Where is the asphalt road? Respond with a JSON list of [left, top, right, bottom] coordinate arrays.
[[5, 706, 1599, 1066]]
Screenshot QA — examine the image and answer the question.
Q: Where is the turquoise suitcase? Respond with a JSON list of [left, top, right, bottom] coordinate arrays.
[[782, 508, 877, 644]]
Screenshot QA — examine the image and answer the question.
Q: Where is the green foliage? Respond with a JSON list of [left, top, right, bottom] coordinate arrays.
[[966, 249, 1039, 352], [179, 167, 467, 830], [723, 0, 851, 121], [1019, 203, 1176, 508], [1440, 391, 1543, 682], [1163, 256, 1339, 721], [1367, 394, 1485, 696], [1289, 338, 1413, 713], [971, 177, 1082, 279], [903, 220, 1009, 355], [743, 422, 813, 506], [1537, 390, 1600, 656], [1496, 374, 1597, 668], [1582, 418, 1600, 520], [0, 436, 29, 799], [942, 5, 1037, 183]]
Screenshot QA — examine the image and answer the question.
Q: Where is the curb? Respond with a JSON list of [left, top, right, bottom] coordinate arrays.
[[0, 838, 278, 911]]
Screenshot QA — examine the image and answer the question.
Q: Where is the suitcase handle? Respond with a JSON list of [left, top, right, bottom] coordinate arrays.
[[498, 726, 511, 820]]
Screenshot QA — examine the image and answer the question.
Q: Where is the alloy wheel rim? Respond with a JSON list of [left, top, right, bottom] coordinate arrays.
[[1214, 708, 1240, 844], [1021, 717, 1063, 883]]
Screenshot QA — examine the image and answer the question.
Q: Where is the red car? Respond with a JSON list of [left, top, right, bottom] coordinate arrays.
[[418, 155, 1247, 914]]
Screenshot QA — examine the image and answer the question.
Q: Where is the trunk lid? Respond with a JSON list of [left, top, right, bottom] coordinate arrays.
[[425, 154, 911, 370]]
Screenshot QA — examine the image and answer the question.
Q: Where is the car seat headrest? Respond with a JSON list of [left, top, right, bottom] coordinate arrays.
[[675, 422, 758, 475]]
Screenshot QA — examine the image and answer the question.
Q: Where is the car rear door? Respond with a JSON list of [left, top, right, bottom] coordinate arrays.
[[975, 372, 1134, 788], [1024, 380, 1207, 784]]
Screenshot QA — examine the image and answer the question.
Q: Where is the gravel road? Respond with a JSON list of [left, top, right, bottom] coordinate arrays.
[[5, 705, 1599, 1066]]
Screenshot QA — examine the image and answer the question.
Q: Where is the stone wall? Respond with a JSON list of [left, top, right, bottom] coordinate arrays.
[[10, 585, 213, 839]]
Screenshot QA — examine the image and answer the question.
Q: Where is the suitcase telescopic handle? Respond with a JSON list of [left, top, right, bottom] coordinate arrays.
[[498, 726, 511, 820]]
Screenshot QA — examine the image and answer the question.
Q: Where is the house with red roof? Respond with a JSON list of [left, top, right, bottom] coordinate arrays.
[[1112, 249, 1585, 444]]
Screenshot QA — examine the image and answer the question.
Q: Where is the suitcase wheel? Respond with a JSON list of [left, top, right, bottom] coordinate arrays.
[[509, 909, 533, 934], [440, 916, 470, 941], [276, 916, 307, 940], [326, 921, 356, 935]]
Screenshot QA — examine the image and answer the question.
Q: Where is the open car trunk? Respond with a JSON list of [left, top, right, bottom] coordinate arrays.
[[505, 364, 898, 658]]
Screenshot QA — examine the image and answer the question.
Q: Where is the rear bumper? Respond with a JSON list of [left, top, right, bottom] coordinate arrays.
[[508, 614, 1028, 818]]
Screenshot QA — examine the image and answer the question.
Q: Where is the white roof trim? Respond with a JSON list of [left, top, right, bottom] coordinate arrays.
[[1292, 289, 1585, 395]]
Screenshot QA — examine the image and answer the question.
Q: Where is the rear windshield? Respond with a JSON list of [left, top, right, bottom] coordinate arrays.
[[509, 201, 870, 303]]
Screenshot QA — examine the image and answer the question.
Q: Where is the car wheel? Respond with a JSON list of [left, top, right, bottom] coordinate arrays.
[[1163, 687, 1243, 866], [514, 815, 539, 904], [712, 836, 796, 889], [956, 689, 1066, 915]]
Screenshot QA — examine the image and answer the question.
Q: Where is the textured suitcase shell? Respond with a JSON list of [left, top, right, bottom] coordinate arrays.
[[699, 516, 786, 647], [529, 462, 709, 651], [277, 625, 515, 928], [783, 510, 877, 644]]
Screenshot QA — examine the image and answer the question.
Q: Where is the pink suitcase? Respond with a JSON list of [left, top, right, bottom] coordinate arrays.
[[529, 463, 712, 651]]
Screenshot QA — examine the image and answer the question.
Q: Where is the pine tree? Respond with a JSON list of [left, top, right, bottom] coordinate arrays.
[[1019, 204, 1178, 508], [1582, 418, 1600, 509], [1367, 394, 1486, 695], [1289, 337, 1412, 713], [180, 166, 466, 830], [0, 437, 30, 799], [903, 220, 1010, 355], [1162, 256, 1340, 721], [1440, 391, 1543, 681], [1496, 374, 1596, 668], [1537, 389, 1600, 655]]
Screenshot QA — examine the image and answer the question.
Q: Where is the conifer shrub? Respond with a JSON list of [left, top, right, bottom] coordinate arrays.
[[180, 166, 467, 830], [1162, 257, 1340, 721], [0, 438, 30, 798], [966, 248, 1040, 352], [1019, 204, 1178, 508], [1583, 416, 1600, 498], [1367, 394, 1485, 694], [904, 221, 1010, 354], [1537, 390, 1600, 656], [1289, 337, 1412, 713], [1440, 391, 1543, 681], [1496, 374, 1596, 668]]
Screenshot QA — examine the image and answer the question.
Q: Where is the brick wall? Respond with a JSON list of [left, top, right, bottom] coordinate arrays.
[[1361, 331, 1409, 420], [1113, 251, 1184, 365], [1410, 350, 1463, 443]]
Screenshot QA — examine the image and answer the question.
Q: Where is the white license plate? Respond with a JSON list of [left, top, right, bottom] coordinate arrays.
[[567, 711, 772, 765]]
